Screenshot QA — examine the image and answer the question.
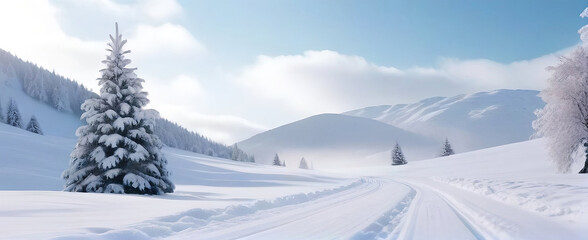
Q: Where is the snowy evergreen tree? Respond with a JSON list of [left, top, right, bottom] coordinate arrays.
[[62, 23, 174, 194], [25, 115, 43, 135], [391, 143, 407, 165], [273, 153, 282, 166], [440, 138, 455, 157], [299, 157, 309, 169], [533, 7, 588, 173], [6, 98, 22, 128]]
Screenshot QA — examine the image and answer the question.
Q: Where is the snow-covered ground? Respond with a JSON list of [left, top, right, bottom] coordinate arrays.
[[1, 123, 587, 239]]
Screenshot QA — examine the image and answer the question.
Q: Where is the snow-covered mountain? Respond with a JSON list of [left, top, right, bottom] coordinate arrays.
[[344, 89, 545, 152], [238, 113, 437, 168]]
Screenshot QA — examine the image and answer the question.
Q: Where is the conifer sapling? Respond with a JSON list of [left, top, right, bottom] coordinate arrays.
[[6, 98, 22, 128], [26, 115, 43, 135], [440, 138, 455, 157], [391, 143, 407, 165]]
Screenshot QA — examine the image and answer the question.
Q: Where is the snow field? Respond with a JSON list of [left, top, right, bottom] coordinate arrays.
[[2, 118, 588, 239], [436, 177, 588, 222]]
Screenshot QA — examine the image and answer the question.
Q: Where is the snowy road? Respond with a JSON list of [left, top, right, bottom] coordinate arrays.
[[164, 177, 582, 240], [397, 177, 580, 240], [169, 178, 413, 240]]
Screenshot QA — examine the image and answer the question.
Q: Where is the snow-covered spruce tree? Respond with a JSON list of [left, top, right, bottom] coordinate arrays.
[[533, 7, 588, 173], [391, 143, 407, 165], [62, 24, 174, 194], [273, 153, 282, 166], [299, 157, 309, 169], [6, 98, 22, 128], [26, 115, 43, 135], [440, 138, 455, 157]]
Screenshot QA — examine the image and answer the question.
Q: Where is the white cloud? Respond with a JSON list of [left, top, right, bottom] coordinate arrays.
[[235, 49, 566, 116], [140, 0, 182, 21]]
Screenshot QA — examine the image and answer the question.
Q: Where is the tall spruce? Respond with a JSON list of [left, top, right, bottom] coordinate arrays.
[[25, 115, 43, 135], [391, 142, 407, 165], [440, 138, 455, 157], [62, 23, 174, 194], [6, 98, 22, 128]]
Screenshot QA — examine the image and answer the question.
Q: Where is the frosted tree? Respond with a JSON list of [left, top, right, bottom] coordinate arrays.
[[299, 157, 309, 169], [440, 138, 455, 157], [273, 153, 282, 166], [6, 98, 22, 128], [533, 7, 588, 173], [62, 23, 174, 194], [25, 115, 43, 135], [391, 143, 407, 165]]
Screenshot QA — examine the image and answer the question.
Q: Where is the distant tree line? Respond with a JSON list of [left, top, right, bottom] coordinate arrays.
[[0, 49, 95, 115], [154, 118, 254, 162]]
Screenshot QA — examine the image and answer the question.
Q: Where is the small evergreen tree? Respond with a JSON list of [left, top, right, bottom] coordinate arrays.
[[391, 143, 407, 165], [6, 98, 22, 128], [231, 144, 240, 161], [299, 157, 309, 169], [62, 23, 174, 194], [440, 138, 455, 157], [25, 115, 43, 135], [273, 153, 282, 166]]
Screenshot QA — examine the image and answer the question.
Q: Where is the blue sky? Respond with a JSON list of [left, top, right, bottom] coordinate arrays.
[[0, 0, 585, 143], [176, 0, 585, 68]]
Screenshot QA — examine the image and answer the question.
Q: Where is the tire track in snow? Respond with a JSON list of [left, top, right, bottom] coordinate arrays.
[[350, 185, 416, 240], [169, 178, 412, 240], [395, 179, 484, 240], [396, 177, 582, 240], [49, 178, 371, 240]]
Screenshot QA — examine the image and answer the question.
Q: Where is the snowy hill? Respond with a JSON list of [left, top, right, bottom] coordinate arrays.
[[344, 89, 545, 152], [0, 64, 84, 138], [0, 49, 250, 160], [1, 117, 587, 239], [238, 113, 437, 168]]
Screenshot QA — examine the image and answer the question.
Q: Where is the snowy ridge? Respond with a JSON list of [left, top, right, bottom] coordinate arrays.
[[344, 89, 545, 152], [238, 113, 437, 168]]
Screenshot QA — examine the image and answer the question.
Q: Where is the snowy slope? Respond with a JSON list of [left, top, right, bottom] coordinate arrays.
[[344, 89, 545, 152], [237, 113, 437, 168], [0, 70, 84, 138], [1, 120, 587, 239]]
